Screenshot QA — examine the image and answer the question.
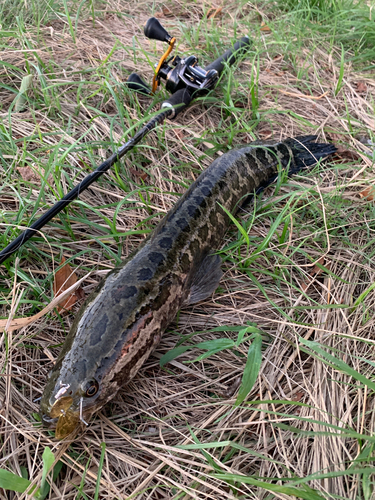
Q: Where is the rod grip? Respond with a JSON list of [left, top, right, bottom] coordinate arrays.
[[161, 89, 192, 119], [204, 36, 251, 76]]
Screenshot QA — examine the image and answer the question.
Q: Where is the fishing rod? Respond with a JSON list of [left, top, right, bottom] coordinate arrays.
[[0, 17, 251, 266]]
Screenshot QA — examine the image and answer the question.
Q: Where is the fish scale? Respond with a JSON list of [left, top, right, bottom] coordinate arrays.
[[40, 136, 336, 438]]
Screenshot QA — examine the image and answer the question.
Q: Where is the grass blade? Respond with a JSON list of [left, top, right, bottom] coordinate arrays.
[[299, 337, 375, 392], [94, 442, 106, 500], [0, 469, 32, 494], [334, 43, 345, 96], [212, 473, 325, 499], [37, 446, 55, 499], [235, 332, 262, 406]]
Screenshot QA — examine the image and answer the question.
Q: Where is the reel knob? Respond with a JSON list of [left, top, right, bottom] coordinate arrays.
[[125, 73, 152, 95], [144, 17, 173, 43]]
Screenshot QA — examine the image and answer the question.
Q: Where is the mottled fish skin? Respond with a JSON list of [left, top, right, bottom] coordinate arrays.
[[40, 136, 336, 432]]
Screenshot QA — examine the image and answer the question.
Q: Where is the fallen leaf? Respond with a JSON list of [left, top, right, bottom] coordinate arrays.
[[260, 21, 271, 33], [294, 391, 304, 402], [356, 81, 367, 93], [129, 167, 148, 181], [258, 129, 273, 140], [312, 256, 327, 275], [207, 7, 223, 18], [155, 6, 174, 17], [0, 272, 90, 333], [13, 134, 24, 145], [17, 166, 41, 184], [162, 6, 174, 16], [75, 286, 86, 301], [76, 160, 86, 169], [53, 257, 83, 313], [359, 185, 375, 201], [174, 129, 187, 140], [17, 165, 53, 186]]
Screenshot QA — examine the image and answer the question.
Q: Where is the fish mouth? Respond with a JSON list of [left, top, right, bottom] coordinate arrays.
[[54, 409, 80, 439], [41, 414, 59, 428], [42, 396, 80, 439], [41, 395, 97, 439]]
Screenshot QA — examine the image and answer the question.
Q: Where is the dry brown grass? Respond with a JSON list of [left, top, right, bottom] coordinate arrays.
[[1, 0, 375, 498]]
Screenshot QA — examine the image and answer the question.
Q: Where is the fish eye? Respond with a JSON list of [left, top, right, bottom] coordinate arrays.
[[81, 379, 99, 398]]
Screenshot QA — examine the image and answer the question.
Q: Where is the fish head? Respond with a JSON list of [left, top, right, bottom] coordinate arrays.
[[40, 354, 105, 439], [39, 254, 167, 439]]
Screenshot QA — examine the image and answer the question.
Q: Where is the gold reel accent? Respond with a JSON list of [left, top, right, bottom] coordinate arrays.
[[151, 37, 176, 94]]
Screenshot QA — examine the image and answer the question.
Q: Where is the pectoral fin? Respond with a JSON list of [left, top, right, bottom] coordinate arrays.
[[184, 254, 223, 306]]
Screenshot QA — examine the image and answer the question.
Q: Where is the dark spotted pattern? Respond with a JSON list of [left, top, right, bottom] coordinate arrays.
[[89, 314, 108, 346], [40, 137, 336, 433], [187, 205, 198, 217], [159, 237, 173, 249], [148, 252, 164, 265], [119, 285, 137, 298], [137, 268, 153, 281]]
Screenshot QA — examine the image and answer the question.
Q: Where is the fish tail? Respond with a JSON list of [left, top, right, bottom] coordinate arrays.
[[252, 135, 336, 197], [286, 135, 337, 172]]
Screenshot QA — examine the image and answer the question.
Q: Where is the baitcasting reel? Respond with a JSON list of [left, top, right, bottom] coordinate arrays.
[[0, 19, 251, 265], [126, 17, 250, 99]]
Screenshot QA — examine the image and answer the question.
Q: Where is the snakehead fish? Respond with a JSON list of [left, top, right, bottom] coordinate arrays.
[[40, 135, 336, 438]]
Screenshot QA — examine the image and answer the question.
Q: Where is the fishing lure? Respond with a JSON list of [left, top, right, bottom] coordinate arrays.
[[40, 136, 336, 438]]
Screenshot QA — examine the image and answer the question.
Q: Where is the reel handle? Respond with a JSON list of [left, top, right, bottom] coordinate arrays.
[[204, 36, 251, 76], [144, 17, 173, 43], [126, 73, 152, 95]]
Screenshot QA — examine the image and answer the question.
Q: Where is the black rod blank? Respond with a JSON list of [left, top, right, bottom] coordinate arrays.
[[0, 109, 170, 266], [0, 29, 250, 266]]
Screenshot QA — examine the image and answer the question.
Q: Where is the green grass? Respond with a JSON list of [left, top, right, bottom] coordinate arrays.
[[272, 0, 375, 67], [0, 0, 99, 30]]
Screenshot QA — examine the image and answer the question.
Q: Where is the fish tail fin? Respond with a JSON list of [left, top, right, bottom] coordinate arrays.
[[286, 135, 337, 172], [252, 136, 336, 197]]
